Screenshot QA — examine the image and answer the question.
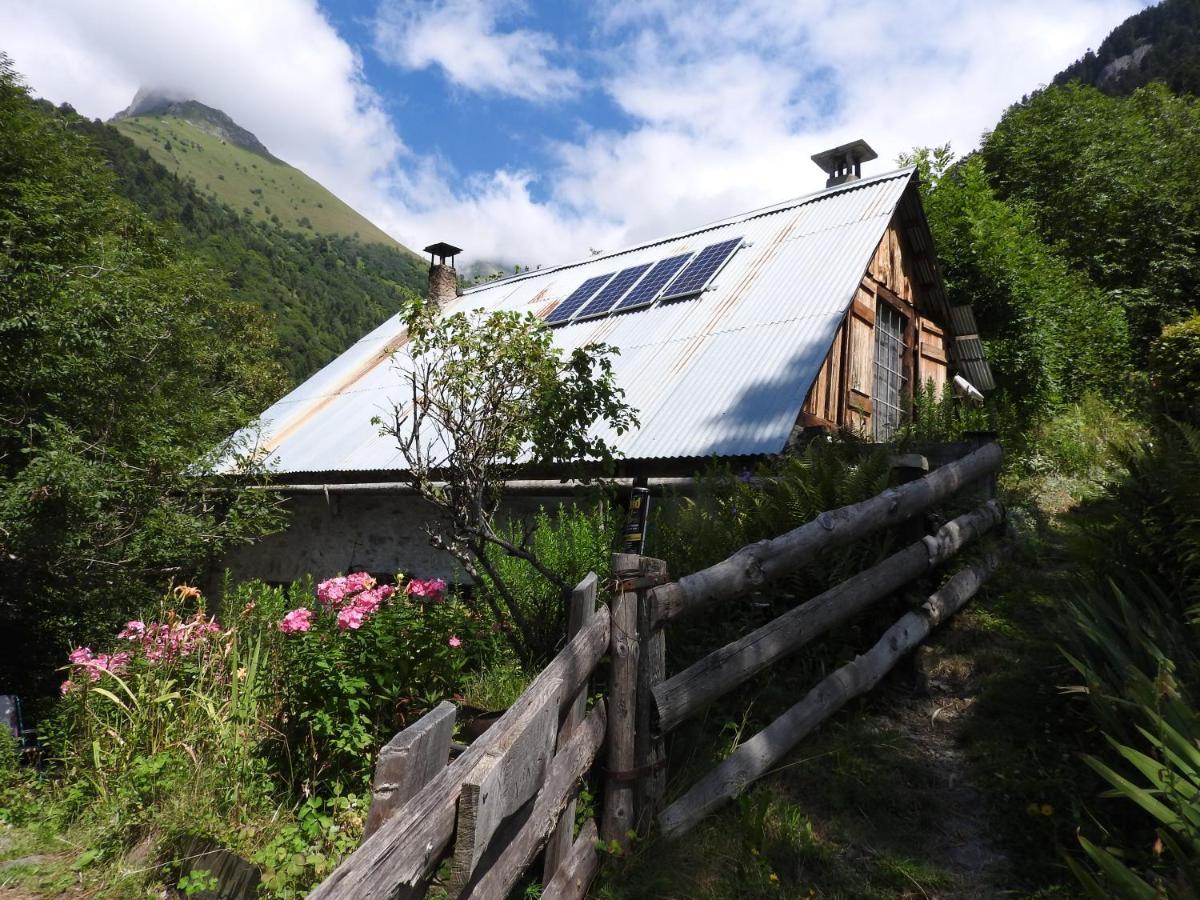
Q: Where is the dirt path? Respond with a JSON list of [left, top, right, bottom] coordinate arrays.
[[879, 668, 1012, 898]]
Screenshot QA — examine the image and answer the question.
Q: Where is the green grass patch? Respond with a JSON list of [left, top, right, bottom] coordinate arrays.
[[115, 116, 404, 248]]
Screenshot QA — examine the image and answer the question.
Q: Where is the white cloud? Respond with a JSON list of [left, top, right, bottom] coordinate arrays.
[[0, 0, 1147, 268], [0, 0, 402, 225], [547, 0, 1145, 244], [373, 0, 580, 102]]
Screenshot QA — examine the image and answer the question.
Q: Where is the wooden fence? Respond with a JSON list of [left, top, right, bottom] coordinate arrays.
[[312, 440, 1006, 898]]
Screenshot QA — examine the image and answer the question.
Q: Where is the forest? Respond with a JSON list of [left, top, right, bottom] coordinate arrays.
[[2, 0, 1200, 893]]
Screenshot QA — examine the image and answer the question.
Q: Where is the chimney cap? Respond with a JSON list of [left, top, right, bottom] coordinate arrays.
[[810, 139, 878, 175], [423, 241, 462, 256]]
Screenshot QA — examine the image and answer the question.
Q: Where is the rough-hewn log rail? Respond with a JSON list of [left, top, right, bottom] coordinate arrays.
[[363, 701, 457, 839], [648, 441, 1002, 627], [447, 694, 558, 894], [543, 573, 598, 883], [457, 703, 607, 899], [541, 818, 600, 900], [601, 553, 640, 845], [310, 604, 611, 900], [658, 545, 1006, 839], [652, 499, 1005, 733]]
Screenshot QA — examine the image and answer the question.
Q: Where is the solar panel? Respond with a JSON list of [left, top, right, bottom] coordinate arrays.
[[614, 253, 692, 312], [660, 238, 743, 301], [575, 263, 653, 319], [545, 273, 615, 324]]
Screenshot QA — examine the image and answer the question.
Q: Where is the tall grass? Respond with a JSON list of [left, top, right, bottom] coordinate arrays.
[[1059, 414, 1200, 894]]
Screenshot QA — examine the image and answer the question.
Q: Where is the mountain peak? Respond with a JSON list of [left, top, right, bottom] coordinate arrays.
[[110, 88, 278, 161]]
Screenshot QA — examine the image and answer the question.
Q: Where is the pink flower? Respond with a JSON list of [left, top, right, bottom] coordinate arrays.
[[336, 606, 365, 631], [316, 576, 349, 608], [407, 578, 448, 601], [60, 680, 74, 695], [68, 647, 93, 665], [351, 585, 393, 616], [448, 635, 462, 649], [344, 572, 376, 594], [278, 607, 314, 634], [98, 652, 130, 673], [117, 621, 145, 641]]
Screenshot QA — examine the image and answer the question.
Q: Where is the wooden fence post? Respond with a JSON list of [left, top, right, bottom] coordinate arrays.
[[601, 552, 640, 846], [363, 701, 457, 840], [635, 556, 670, 820], [543, 573, 598, 884]]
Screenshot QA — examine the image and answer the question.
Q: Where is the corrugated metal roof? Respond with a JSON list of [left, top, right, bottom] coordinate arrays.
[[239, 168, 990, 475]]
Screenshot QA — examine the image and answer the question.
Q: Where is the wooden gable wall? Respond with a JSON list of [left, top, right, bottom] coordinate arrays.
[[798, 214, 951, 437]]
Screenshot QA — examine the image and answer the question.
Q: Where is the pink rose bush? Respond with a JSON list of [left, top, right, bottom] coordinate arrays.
[[281, 573, 400, 634], [278, 607, 314, 634], [407, 578, 447, 601]]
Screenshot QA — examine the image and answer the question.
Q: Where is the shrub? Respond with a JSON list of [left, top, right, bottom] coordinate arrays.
[[478, 501, 618, 661], [1029, 393, 1145, 481], [650, 438, 893, 585], [17, 568, 509, 896], [232, 572, 501, 789], [1150, 315, 1200, 419]]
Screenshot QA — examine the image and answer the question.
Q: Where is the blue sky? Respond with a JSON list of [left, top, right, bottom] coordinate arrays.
[[0, 0, 1153, 265]]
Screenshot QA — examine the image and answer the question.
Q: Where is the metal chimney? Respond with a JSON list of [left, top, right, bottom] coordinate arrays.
[[811, 139, 879, 188], [423, 241, 462, 309]]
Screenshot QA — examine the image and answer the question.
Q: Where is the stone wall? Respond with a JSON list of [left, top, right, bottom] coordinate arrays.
[[217, 491, 580, 588]]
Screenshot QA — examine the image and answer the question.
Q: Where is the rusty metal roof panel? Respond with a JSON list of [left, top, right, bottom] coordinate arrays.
[[242, 168, 974, 473]]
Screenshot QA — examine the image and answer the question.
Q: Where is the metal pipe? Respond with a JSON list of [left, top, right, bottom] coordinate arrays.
[[253, 477, 698, 496]]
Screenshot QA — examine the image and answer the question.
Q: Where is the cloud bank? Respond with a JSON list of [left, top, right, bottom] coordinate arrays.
[[0, 0, 1144, 265]]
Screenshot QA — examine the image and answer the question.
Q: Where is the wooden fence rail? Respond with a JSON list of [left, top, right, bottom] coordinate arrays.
[[652, 499, 1004, 733], [658, 545, 1005, 838], [312, 438, 1006, 898], [648, 441, 1002, 626], [311, 598, 609, 899]]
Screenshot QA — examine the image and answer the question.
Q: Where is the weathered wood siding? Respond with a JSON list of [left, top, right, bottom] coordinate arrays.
[[799, 216, 952, 435]]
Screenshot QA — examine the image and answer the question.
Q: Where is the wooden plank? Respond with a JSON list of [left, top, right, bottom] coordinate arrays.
[[659, 545, 1006, 839], [310, 605, 611, 900], [541, 818, 599, 900], [920, 341, 948, 364], [848, 394, 873, 415], [872, 278, 912, 310], [601, 553, 640, 846], [652, 500, 1004, 733], [635, 557, 670, 817], [363, 701, 457, 840], [458, 704, 607, 900], [647, 441, 1003, 627], [543, 573, 598, 883], [918, 316, 944, 337], [447, 693, 558, 894], [798, 412, 835, 429], [851, 295, 876, 326]]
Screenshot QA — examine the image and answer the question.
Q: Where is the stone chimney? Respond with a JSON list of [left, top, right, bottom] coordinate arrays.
[[811, 139, 878, 188], [423, 241, 462, 309]]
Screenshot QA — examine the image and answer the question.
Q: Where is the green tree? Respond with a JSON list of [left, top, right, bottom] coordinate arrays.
[[380, 295, 637, 662], [901, 146, 1129, 413], [982, 82, 1200, 357], [0, 56, 285, 700]]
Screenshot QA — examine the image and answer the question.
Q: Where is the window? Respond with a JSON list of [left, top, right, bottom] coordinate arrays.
[[872, 301, 907, 441]]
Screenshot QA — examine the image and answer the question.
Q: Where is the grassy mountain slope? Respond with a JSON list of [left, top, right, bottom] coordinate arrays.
[[1053, 0, 1200, 96], [113, 114, 404, 248], [64, 109, 427, 383]]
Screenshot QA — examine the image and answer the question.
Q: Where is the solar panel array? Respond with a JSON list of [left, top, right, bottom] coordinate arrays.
[[576, 262, 652, 320], [615, 253, 692, 312], [544, 273, 614, 324], [547, 238, 742, 327], [660, 238, 743, 301]]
